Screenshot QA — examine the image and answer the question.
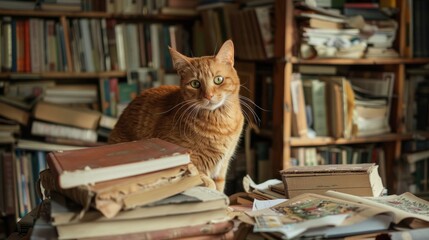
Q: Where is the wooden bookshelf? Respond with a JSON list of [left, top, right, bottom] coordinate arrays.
[[271, 0, 429, 194], [0, 2, 198, 226], [0, 71, 127, 80], [0, 9, 197, 20], [290, 134, 407, 147], [290, 57, 429, 65]]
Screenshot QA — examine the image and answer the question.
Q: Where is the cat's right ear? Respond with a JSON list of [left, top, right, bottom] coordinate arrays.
[[169, 47, 189, 70]]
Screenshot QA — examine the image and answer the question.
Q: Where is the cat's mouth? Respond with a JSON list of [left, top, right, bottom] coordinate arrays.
[[200, 98, 225, 110]]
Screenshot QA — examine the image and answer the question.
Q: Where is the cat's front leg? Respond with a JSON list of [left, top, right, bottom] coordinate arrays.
[[199, 173, 216, 190], [214, 177, 226, 193], [213, 159, 229, 192]]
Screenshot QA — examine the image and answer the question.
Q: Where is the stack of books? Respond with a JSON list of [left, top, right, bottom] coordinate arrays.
[[281, 163, 385, 198], [35, 138, 233, 239], [294, 1, 399, 59]]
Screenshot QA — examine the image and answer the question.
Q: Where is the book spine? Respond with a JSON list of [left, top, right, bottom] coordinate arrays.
[[31, 121, 98, 142], [79, 18, 95, 72], [138, 23, 146, 67], [2, 17, 12, 71], [29, 18, 39, 72], [100, 18, 111, 71], [23, 19, 31, 72], [114, 23, 126, 70], [2, 152, 16, 215], [78, 221, 234, 240], [11, 18, 16, 72], [106, 19, 118, 70], [46, 152, 64, 178], [38, 19, 46, 72], [140, 221, 234, 240]]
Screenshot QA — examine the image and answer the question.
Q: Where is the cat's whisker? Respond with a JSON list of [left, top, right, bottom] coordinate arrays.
[[157, 101, 189, 114], [240, 99, 261, 126], [239, 95, 268, 112], [242, 101, 261, 125], [221, 100, 235, 119], [177, 102, 198, 139], [241, 108, 253, 126], [183, 102, 200, 140], [172, 100, 195, 133], [239, 84, 252, 95], [181, 104, 193, 139]]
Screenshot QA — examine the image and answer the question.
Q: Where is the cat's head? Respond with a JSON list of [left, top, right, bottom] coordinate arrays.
[[169, 40, 240, 111]]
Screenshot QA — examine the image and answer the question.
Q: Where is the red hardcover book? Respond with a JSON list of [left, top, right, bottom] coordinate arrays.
[[16, 20, 25, 72], [23, 19, 31, 72], [46, 138, 191, 189]]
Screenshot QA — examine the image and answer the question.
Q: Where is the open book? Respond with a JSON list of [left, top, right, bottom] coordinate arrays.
[[249, 191, 429, 239]]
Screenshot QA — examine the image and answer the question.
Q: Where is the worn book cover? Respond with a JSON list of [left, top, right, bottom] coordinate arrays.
[[281, 163, 384, 198], [56, 208, 228, 239], [47, 138, 191, 188], [33, 101, 101, 130], [50, 186, 228, 225], [40, 163, 203, 218]]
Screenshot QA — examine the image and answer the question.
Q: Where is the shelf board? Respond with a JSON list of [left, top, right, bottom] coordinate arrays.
[[291, 57, 429, 65], [0, 9, 196, 20], [290, 133, 404, 147], [401, 131, 429, 140], [0, 71, 126, 79]]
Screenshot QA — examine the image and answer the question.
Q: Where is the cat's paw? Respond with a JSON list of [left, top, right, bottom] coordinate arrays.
[[200, 175, 216, 190]]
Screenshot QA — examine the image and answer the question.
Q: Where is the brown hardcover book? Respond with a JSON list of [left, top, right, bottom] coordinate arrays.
[[281, 163, 384, 198], [0, 101, 29, 125], [2, 152, 16, 215], [56, 208, 228, 239], [46, 138, 191, 189], [40, 164, 203, 218], [33, 101, 101, 130], [66, 218, 233, 240], [309, 18, 344, 29], [290, 73, 308, 137]]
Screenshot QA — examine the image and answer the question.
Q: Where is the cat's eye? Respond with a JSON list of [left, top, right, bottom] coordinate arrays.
[[213, 76, 224, 85], [189, 80, 201, 88]]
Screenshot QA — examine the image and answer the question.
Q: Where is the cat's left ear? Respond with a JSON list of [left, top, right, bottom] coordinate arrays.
[[215, 40, 234, 66], [169, 47, 190, 70]]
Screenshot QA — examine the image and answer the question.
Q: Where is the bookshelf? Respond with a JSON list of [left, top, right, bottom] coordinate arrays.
[[271, 0, 429, 195], [0, 2, 199, 234]]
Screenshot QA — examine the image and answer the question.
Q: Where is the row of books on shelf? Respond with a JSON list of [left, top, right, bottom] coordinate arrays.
[[0, 0, 199, 16], [0, 62, 186, 149], [9, 138, 234, 239], [0, 16, 191, 73], [399, 139, 429, 196], [291, 70, 394, 139], [295, 0, 400, 59], [296, 0, 429, 59], [196, 1, 274, 60], [403, 70, 429, 132], [0, 78, 121, 146]]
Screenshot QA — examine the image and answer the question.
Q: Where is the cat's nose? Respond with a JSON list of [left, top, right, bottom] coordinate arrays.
[[204, 93, 214, 100]]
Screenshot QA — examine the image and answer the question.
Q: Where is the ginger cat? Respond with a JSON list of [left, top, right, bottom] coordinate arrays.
[[108, 40, 244, 192]]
